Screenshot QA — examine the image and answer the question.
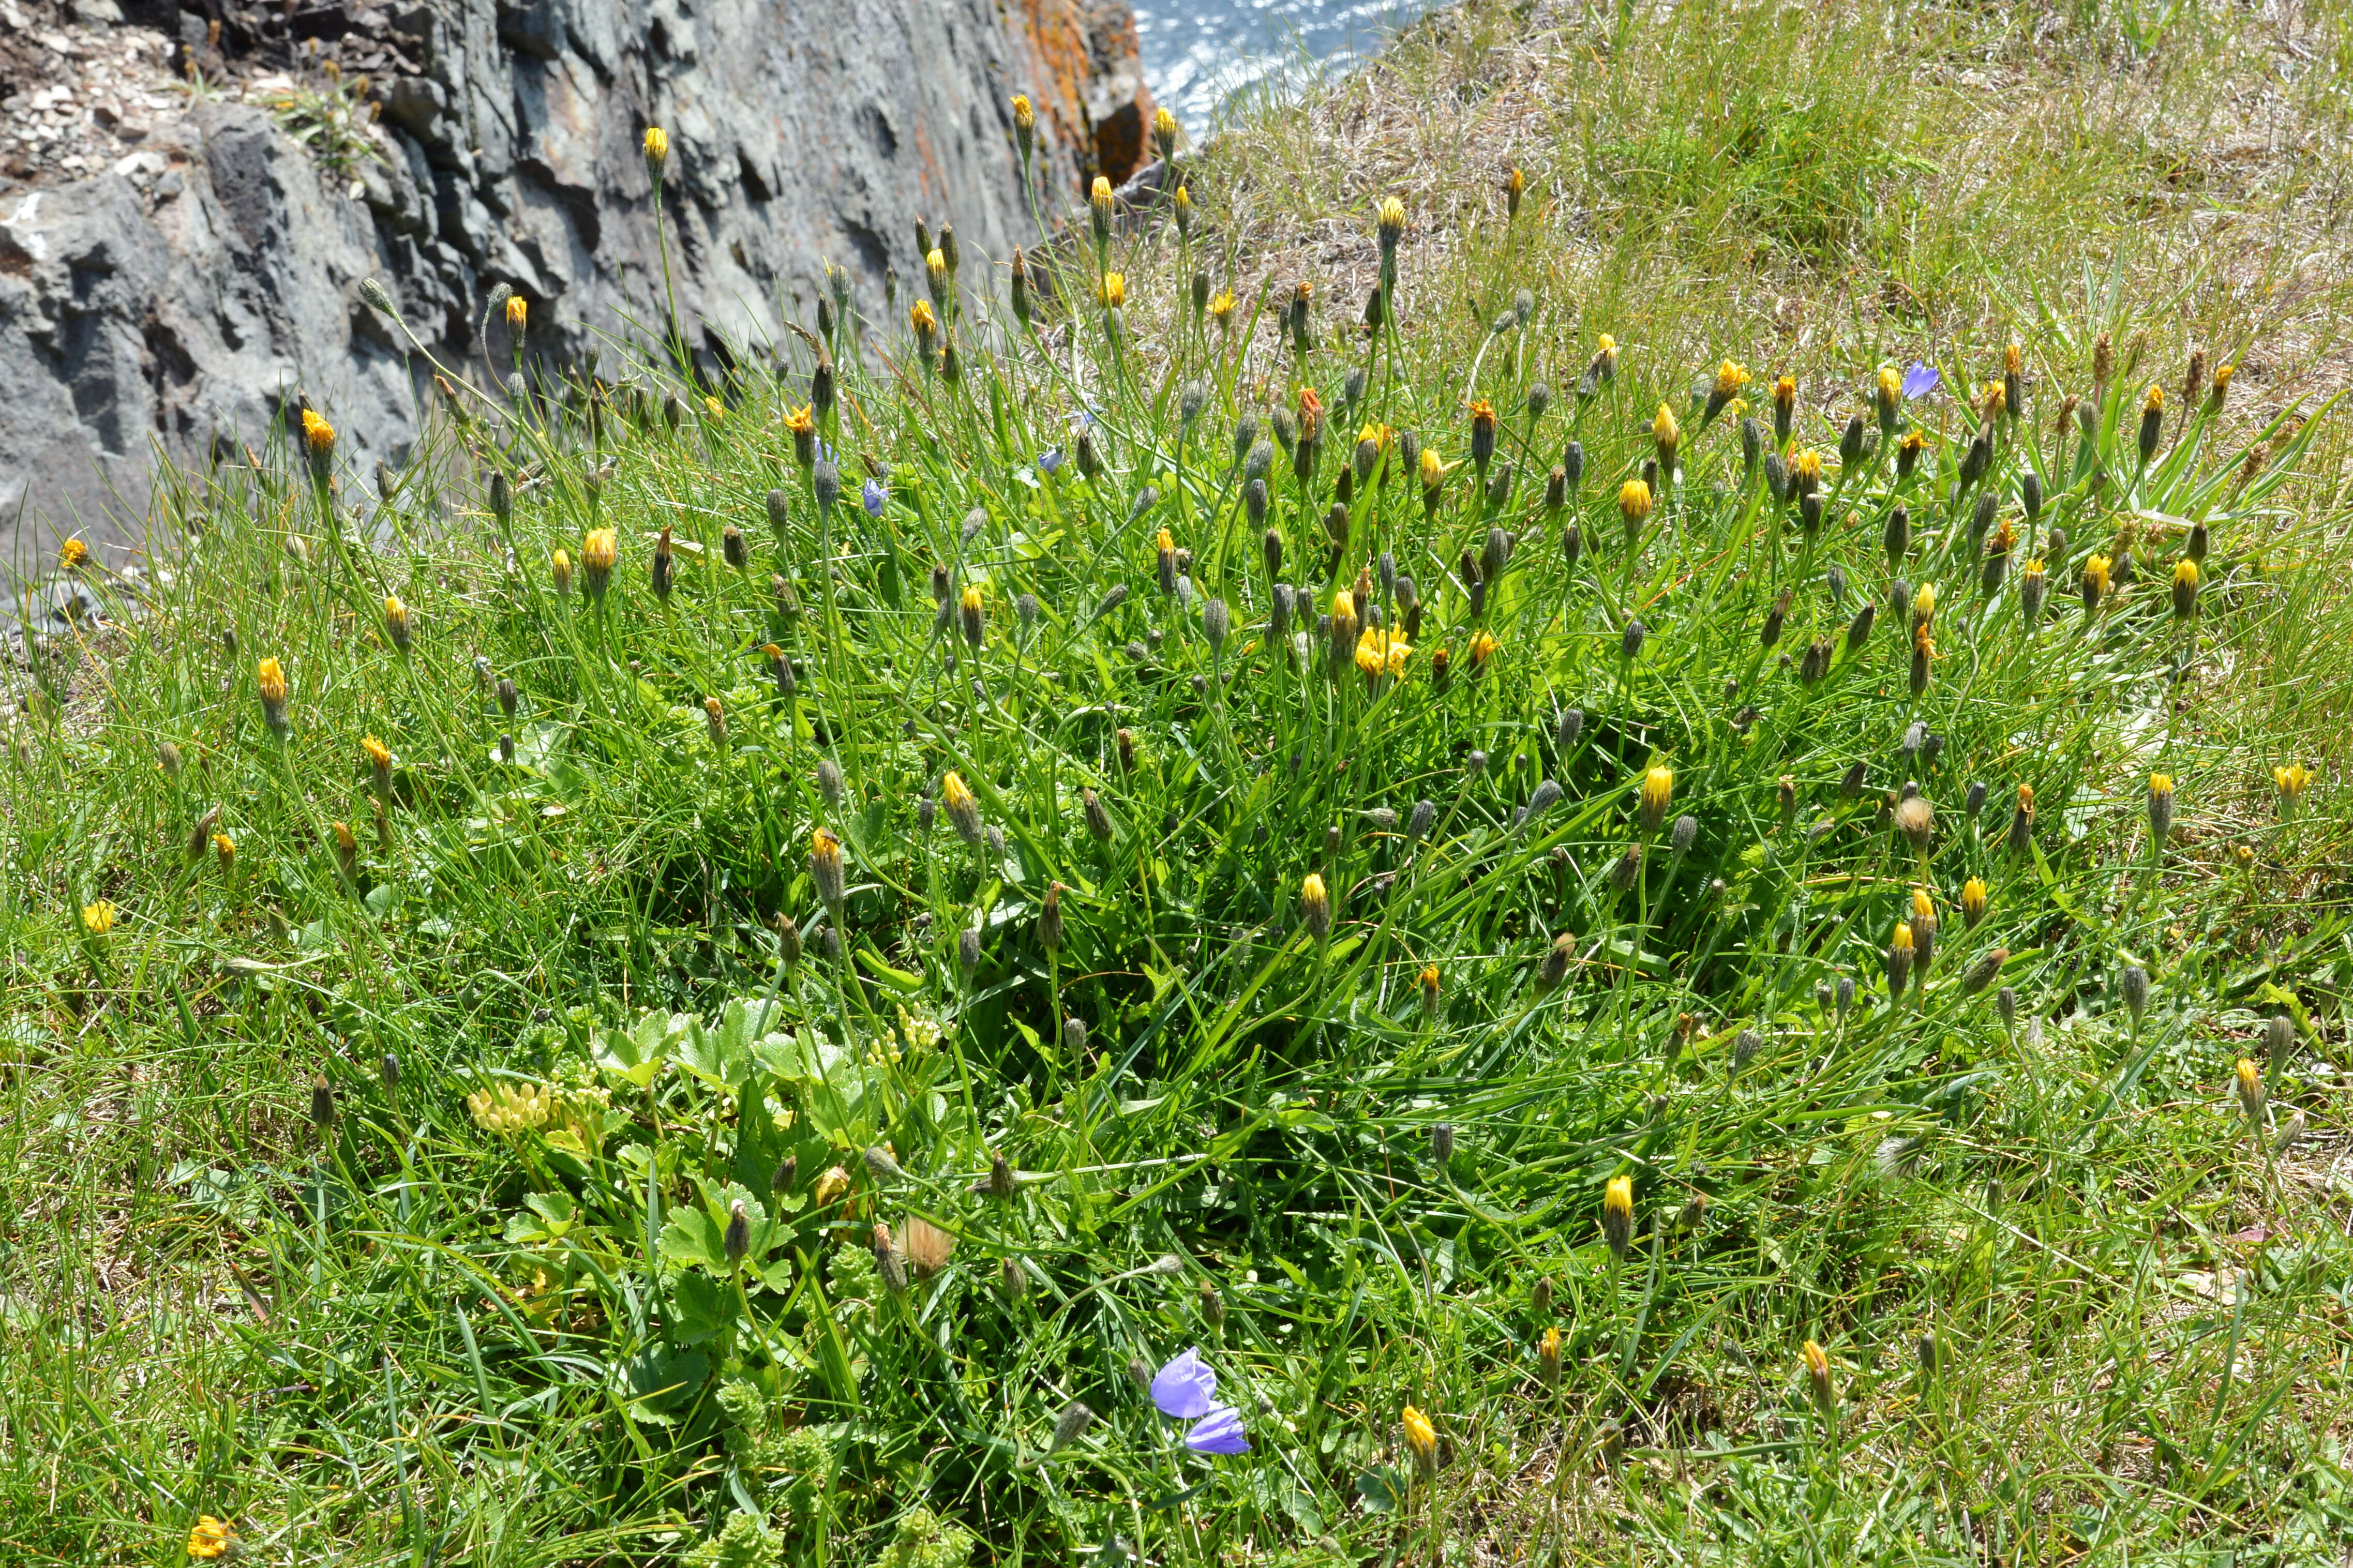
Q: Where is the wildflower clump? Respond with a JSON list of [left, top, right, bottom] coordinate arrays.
[[17, 119, 2334, 1568]]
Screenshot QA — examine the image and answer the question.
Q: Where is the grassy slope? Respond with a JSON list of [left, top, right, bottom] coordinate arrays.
[[9, 0, 2353, 1563]]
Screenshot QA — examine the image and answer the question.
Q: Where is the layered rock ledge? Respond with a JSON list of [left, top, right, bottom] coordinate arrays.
[[0, 0, 1151, 567]]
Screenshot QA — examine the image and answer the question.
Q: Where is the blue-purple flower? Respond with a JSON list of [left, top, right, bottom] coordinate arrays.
[[1038, 447, 1065, 474], [861, 478, 887, 518], [1151, 1347, 1217, 1420], [1901, 361, 1940, 401], [1184, 1404, 1251, 1455], [1152, 1348, 1249, 1453]]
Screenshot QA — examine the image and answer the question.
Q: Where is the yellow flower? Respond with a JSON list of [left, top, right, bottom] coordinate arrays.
[[1596, 331, 1617, 361], [782, 405, 815, 440], [1467, 629, 1498, 668], [59, 537, 88, 570], [1961, 877, 1988, 927], [505, 294, 527, 330], [1358, 421, 1393, 452], [1354, 625, 1411, 677], [1208, 289, 1236, 325], [2274, 763, 2310, 801], [1714, 359, 1749, 399], [1377, 195, 1406, 244], [213, 832, 236, 872], [1911, 885, 1935, 924], [300, 406, 335, 454], [2005, 340, 2023, 376], [2174, 557, 2198, 590], [1602, 1173, 1634, 1257], [961, 585, 983, 615], [1618, 478, 1652, 525], [1401, 1404, 1438, 1469], [910, 299, 938, 336], [643, 125, 669, 165], [1911, 581, 1937, 625], [1011, 95, 1033, 132], [1893, 921, 1914, 954], [1091, 175, 1114, 210], [550, 547, 573, 594], [1099, 272, 1126, 308], [704, 395, 724, 420], [1652, 401, 1680, 451], [257, 657, 288, 705], [1876, 365, 1902, 404], [811, 826, 846, 906], [927, 247, 949, 289], [1420, 446, 1445, 489], [1332, 588, 1356, 623], [2212, 363, 2234, 402], [1803, 1339, 1833, 1410], [1538, 1324, 1563, 1383], [1155, 105, 1176, 143], [813, 1164, 852, 1206], [363, 734, 391, 770], [2143, 383, 2165, 415], [1981, 379, 2005, 418], [1300, 872, 1331, 939], [1789, 447, 1823, 487], [81, 900, 117, 936], [1418, 964, 1440, 1004], [1639, 765, 1673, 828], [186, 1515, 237, 1560]]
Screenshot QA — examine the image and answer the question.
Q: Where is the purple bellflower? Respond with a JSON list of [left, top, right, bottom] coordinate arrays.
[[1901, 361, 1941, 401], [1185, 1405, 1252, 1455], [1152, 1348, 1250, 1453], [1150, 1348, 1217, 1420], [861, 478, 887, 518]]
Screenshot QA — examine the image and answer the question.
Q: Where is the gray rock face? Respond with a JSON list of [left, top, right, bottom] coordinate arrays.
[[2, 103, 415, 561], [0, 0, 1150, 566]]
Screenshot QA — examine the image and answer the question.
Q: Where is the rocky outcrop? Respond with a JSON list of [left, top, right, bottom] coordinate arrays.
[[0, 0, 1151, 567]]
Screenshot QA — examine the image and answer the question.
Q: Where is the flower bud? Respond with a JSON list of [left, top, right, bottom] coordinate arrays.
[[1601, 1174, 1633, 1258]]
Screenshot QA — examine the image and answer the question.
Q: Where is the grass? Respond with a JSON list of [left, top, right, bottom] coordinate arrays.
[[10, 0, 2353, 1562]]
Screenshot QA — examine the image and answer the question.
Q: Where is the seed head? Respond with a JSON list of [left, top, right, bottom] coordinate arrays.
[[1962, 947, 2007, 996], [1894, 794, 1932, 851], [2119, 963, 2150, 1024], [1536, 931, 1573, 993]]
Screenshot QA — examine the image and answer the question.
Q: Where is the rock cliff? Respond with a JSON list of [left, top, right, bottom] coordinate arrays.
[[0, 0, 1150, 570]]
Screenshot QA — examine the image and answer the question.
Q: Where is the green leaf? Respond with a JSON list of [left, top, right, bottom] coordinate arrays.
[[1356, 1466, 1406, 1513], [620, 1346, 710, 1416], [855, 943, 925, 993], [660, 1206, 729, 1272], [668, 1269, 735, 1347]]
